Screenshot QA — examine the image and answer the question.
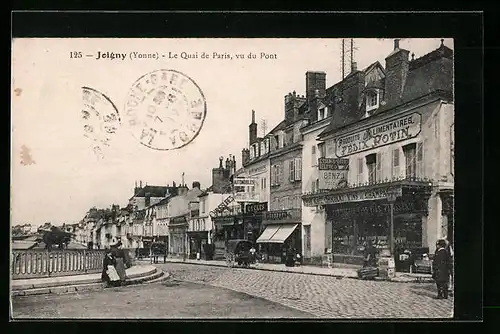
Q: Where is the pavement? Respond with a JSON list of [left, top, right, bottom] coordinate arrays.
[[156, 262, 454, 318], [11, 265, 161, 294], [141, 257, 434, 283], [11, 280, 311, 319]]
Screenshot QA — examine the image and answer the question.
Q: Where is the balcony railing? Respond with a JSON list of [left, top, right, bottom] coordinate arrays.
[[11, 249, 106, 280], [302, 176, 433, 197]]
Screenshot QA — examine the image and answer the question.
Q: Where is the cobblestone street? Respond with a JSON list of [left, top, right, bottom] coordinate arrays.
[[12, 280, 311, 319], [158, 262, 454, 319]]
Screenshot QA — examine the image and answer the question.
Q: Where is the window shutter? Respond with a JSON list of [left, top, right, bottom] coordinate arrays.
[[357, 157, 364, 183], [311, 146, 316, 166], [392, 148, 400, 179], [416, 142, 424, 177], [376, 152, 382, 181], [295, 158, 302, 180], [289, 159, 295, 181]]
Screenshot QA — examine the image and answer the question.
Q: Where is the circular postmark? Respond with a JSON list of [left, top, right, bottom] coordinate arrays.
[[124, 69, 207, 151], [81, 87, 121, 159]]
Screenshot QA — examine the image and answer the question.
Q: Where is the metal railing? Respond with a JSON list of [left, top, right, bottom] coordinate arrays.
[[11, 249, 106, 280]]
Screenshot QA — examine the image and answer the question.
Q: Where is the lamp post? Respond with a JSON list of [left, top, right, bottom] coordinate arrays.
[[387, 189, 400, 256]]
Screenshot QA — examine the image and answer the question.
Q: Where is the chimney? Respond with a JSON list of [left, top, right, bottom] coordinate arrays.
[[249, 110, 257, 145], [232, 155, 236, 174], [225, 157, 230, 170], [139, 180, 143, 188], [385, 38, 410, 102], [172, 181, 176, 187], [305, 71, 326, 104], [192, 181, 201, 189], [219, 156, 223, 168], [394, 38, 400, 49]]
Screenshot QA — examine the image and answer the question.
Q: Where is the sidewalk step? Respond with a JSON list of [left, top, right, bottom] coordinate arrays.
[[12, 282, 104, 296], [12, 268, 165, 296]]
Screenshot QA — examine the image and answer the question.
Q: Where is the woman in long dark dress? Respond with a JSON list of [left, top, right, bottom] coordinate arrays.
[[110, 241, 127, 285], [101, 250, 120, 287]]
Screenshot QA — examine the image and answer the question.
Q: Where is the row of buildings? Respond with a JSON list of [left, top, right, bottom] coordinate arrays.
[[71, 39, 454, 267]]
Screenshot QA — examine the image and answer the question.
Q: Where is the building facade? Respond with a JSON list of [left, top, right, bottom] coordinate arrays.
[[255, 91, 307, 263], [302, 40, 454, 268]]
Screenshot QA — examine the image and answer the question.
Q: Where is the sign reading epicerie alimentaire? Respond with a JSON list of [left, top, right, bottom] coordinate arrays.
[[334, 113, 422, 158]]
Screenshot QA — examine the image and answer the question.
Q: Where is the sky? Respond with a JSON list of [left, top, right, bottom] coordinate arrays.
[[11, 38, 454, 226]]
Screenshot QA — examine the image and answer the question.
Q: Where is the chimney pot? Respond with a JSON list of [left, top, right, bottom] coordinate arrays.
[[394, 39, 400, 50], [251, 110, 255, 123], [293, 91, 296, 96], [440, 38, 444, 46], [351, 62, 357, 71], [411, 53, 415, 61]]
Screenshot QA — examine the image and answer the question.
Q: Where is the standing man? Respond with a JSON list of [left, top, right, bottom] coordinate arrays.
[[432, 239, 453, 299]]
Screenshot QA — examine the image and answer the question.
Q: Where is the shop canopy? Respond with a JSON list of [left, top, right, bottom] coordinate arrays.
[[256, 224, 298, 244]]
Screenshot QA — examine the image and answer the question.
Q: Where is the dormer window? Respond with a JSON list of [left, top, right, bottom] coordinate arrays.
[[366, 90, 379, 114], [278, 131, 285, 149]]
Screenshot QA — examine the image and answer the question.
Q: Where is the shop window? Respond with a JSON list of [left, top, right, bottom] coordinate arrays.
[[366, 154, 377, 184], [392, 148, 400, 179], [357, 158, 364, 184]]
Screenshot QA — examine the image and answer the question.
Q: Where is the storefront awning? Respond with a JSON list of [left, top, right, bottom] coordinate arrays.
[[256, 225, 280, 243], [266, 224, 298, 243], [256, 224, 298, 244]]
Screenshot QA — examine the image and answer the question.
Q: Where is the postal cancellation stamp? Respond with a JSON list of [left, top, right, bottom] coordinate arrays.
[[124, 69, 207, 151], [81, 87, 121, 159]]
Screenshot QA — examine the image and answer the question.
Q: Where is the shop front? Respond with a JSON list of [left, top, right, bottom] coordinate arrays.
[[187, 217, 212, 260], [303, 179, 432, 269], [256, 208, 302, 263], [242, 202, 267, 244], [168, 215, 188, 258]]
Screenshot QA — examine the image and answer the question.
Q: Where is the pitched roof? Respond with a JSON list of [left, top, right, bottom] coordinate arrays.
[[319, 45, 453, 138], [129, 185, 176, 200], [268, 120, 287, 134], [198, 186, 213, 197]]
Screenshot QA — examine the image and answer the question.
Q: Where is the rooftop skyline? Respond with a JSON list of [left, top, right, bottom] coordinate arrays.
[[11, 38, 454, 226]]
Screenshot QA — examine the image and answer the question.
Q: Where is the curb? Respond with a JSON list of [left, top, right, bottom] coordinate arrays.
[[12, 268, 168, 297], [161, 260, 434, 284]]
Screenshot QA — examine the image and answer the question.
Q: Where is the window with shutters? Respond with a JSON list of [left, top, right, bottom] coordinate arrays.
[[403, 142, 424, 178], [311, 145, 317, 166], [357, 157, 364, 184], [403, 143, 417, 178], [289, 159, 295, 182], [392, 148, 400, 179], [295, 158, 302, 181], [366, 154, 377, 184]]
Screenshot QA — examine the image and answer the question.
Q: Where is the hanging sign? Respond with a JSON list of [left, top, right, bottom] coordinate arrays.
[[209, 196, 234, 218], [318, 158, 349, 190]]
